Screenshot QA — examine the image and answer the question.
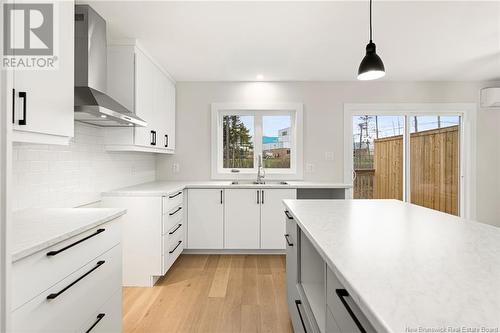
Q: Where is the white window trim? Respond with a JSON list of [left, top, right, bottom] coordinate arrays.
[[211, 103, 303, 180], [343, 103, 477, 220]]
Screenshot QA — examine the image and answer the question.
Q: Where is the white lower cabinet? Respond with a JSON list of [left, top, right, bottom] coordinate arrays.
[[102, 191, 185, 287], [11, 218, 122, 333], [78, 289, 122, 333], [187, 189, 224, 249], [224, 189, 261, 249], [261, 189, 296, 249], [186, 188, 296, 250]]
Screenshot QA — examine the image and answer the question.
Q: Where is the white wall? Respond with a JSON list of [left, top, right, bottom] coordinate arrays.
[[12, 122, 156, 211], [157, 81, 500, 226]]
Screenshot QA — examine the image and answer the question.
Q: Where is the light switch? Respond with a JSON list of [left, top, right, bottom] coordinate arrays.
[[325, 152, 334, 161], [306, 163, 315, 173]]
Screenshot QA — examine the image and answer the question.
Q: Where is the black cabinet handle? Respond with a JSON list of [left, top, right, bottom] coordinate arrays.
[[257, 190, 260, 204], [85, 313, 105, 333], [169, 206, 182, 216], [12, 89, 15, 124], [284, 234, 294, 246], [220, 190, 223, 204], [168, 223, 182, 235], [335, 289, 367, 333], [169, 240, 182, 254], [47, 260, 105, 300], [165, 134, 169, 148], [261, 190, 264, 204], [169, 191, 182, 199], [18, 91, 27, 125], [294, 300, 308, 333], [284, 210, 293, 220], [151, 130, 156, 145], [46, 228, 105, 256]]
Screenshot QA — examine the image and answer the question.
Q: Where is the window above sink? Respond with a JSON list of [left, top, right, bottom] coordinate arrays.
[[211, 103, 304, 180]]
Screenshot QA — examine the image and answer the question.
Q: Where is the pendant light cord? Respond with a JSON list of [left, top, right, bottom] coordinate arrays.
[[369, 0, 373, 42]]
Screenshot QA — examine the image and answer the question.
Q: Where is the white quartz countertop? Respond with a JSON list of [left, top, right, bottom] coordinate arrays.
[[283, 199, 500, 333], [102, 180, 352, 196], [12, 208, 126, 262]]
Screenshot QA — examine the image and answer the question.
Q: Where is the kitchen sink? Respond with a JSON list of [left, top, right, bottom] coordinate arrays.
[[230, 181, 289, 186]]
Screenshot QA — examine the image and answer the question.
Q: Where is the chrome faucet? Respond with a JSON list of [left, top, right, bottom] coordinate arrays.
[[256, 154, 265, 184]]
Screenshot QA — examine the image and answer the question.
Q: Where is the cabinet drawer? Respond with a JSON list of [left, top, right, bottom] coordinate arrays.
[[163, 223, 184, 253], [326, 266, 375, 333], [162, 228, 184, 274], [162, 205, 183, 233], [78, 288, 122, 333], [12, 245, 122, 333], [12, 219, 121, 310], [163, 191, 183, 213]]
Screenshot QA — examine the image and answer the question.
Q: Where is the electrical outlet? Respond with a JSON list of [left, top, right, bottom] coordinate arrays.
[[172, 163, 180, 174], [325, 152, 334, 161], [306, 163, 315, 173]]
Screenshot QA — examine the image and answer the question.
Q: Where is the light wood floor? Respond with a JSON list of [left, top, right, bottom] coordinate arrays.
[[123, 254, 293, 333]]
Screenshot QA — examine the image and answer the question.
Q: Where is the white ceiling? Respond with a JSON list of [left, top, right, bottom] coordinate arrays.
[[86, 1, 500, 82]]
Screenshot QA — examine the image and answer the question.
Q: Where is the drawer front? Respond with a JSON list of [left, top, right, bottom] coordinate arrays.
[[326, 305, 341, 333], [12, 218, 121, 310], [12, 244, 122, 333], [162, 205, 183, 233], [162, 191, 183, 213], [326, 266, 375, 333], [78, 288, 122, 333], [162, 227, 184, 274]]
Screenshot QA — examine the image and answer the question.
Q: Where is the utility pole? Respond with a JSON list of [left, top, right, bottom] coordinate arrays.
[[414, 116, 418, 132], [437, 116, 441, 128], [375, 116, 379, 139]]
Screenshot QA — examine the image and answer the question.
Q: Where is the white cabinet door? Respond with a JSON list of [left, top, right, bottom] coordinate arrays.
[[261, 189, 296, 249], [224, 189, 261, 249], [11, 0, 74, 143], [134, 49, 155, 147], [165, 76, 176, 150], [187, 189, 224, 249]]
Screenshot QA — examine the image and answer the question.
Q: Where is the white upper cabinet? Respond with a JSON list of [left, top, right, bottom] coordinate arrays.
[[9, 0, 74, 145], [105, 42, 175, 153]]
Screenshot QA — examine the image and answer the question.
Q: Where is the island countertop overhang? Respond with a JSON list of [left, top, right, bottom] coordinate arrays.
[[282, 199, 500, 333]]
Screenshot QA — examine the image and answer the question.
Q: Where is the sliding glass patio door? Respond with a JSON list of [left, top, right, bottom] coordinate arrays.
[[351, 114, 462, 216]]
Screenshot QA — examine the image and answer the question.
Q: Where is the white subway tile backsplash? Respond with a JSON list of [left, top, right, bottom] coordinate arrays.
[[12, 122, 156, 211]]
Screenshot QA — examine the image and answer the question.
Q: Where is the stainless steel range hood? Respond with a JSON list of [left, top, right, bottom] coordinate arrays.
[[74, 5, 146, 127]]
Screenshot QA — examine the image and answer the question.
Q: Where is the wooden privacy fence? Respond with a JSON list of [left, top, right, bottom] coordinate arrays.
[[354, 125, 459, 216]]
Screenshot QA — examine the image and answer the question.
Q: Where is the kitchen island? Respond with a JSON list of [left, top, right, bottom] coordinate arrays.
[[283, 199, 500, 333]]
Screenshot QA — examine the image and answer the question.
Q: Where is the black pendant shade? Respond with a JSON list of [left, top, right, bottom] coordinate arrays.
[[357, 0, 385, 80], [357, 41, 385, 80]]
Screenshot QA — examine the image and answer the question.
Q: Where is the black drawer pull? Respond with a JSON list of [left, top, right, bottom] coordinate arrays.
[[47, 260, 105, 300], [12, 89, 15, 124], [169, 206, 182, 216], [335, 289, 367, 333], [169, 240, 182, 254], [165, 134, 169, 148], [261, 190, 264, 204], [284, 210, 293, 220], [284, 234, 294, 246], [294, 300, 308, 333], [257, 190, 260, 204], [169, 191, 182, 199], [18, 91, 27, 125], [169, 224, 182, 235], [46, 228, 105, 256], [150, 130, 156, 145], [85, 313, 105, 333]]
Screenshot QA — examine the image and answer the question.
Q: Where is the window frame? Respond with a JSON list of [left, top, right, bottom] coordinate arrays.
[[211, 103, 303, 180], [344, 103, 477, 219]]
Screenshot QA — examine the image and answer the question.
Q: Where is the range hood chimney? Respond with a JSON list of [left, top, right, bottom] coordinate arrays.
[[74, 5, 146, 127]]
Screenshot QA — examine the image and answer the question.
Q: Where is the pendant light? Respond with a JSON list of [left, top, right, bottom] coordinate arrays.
[[358, 0, 385, 80]]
